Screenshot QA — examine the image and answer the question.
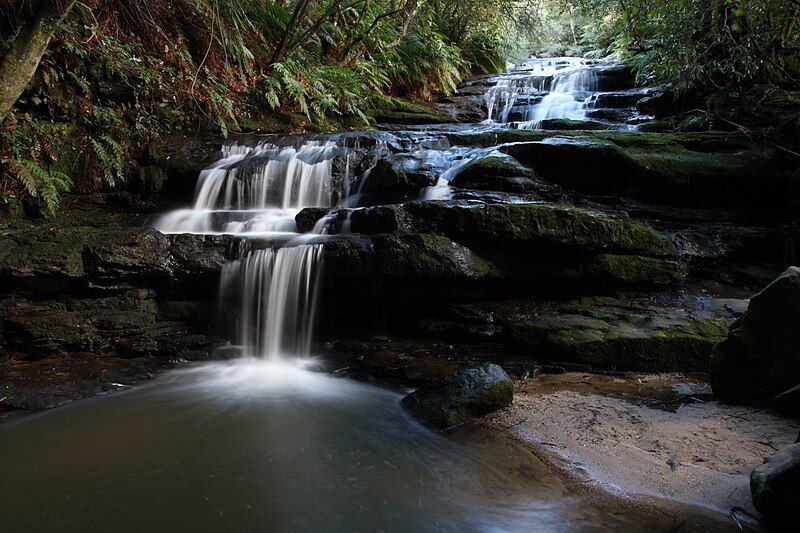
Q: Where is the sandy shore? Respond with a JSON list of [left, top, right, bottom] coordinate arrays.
[[484, 372, 800, 521]]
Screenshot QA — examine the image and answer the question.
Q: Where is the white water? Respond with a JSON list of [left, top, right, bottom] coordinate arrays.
[[484, 57, 599, 128], [219, 244, 323, 359], [154, 139, 337, 236], [154, 138, 343, 360]]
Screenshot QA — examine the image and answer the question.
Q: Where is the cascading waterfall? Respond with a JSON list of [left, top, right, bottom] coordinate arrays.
[[154, 139, 337, 236], [155, 137, 342, 360], [484, 57, 599, 129]]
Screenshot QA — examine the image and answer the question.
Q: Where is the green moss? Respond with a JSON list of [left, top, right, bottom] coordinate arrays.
[[506, 312, 729, 372]]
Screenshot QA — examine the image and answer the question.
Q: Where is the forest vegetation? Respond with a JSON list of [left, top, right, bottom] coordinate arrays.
[[1, 0, 799, 215]]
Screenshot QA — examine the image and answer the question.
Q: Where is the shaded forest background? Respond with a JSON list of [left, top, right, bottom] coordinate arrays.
[[1, 0, 799, 215]]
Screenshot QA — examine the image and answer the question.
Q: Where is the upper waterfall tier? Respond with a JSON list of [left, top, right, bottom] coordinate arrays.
[[484, 57, 606, 128]]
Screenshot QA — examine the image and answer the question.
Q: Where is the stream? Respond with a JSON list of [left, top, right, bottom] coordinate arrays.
[[0, 58, 746, 531]]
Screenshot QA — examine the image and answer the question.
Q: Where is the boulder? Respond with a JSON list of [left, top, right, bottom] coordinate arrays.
[[345, 202, 677, 258], [594, 63, 637, 91], [401, 363, 514, 429], [536, 118, 610, 130], [358, 154, 437, 194], [751, 443, 800, 524], [710, 267, 800, 411]]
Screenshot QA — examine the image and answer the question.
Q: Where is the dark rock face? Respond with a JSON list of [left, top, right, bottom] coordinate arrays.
[[593, 63, 637, 91], [751, 443, 800, 524], [0, 226, 230, 362], [401, 363, 514, 429], [501, 133, 791, 207], [710, 267, 800, 411]]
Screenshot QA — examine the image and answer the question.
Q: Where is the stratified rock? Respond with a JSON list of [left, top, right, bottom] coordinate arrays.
[[506, 304, 728, 372], [751, 443, 800, 524], [502, 133, 789, 206], [710, 267, 800, 411], [401, 363, 514, 429]]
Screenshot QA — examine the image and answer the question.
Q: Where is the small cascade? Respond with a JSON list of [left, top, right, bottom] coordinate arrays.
[[154, 139, 337, 236], [484, 57, 600, 128], [219, 244, 323, 359]]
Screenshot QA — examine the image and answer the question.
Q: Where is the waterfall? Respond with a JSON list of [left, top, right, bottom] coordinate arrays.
[[155, 136, 341, 360], [153, 139, 337, 236], [484, 57, 599, 128], [220, 244, 323, 359]]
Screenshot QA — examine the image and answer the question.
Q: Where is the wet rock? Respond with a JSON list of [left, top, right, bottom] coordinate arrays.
[[506, 303, 729, 372], [451, 155, 536, 192], [358, 154, 436, 194], [536, 118, 610, 130], [710, 267, 800, 411], [401, 363, 514, 429], [750, 443, 800, 524], [295, 207, 331, 233]]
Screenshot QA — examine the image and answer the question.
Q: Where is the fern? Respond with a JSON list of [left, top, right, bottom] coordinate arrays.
[[90, 135, 126, 187], [9, 159, 73, 214]]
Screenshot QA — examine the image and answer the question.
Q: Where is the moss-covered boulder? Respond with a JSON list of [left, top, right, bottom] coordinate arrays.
[[710, 267, 800, 411], [373, 234, 492, 280], [369, 98, 456, 125], [401, 363, 514, 429], [451, 155, 536, 192], [506, 305, 729, 372], [751, 443, 800, 525]]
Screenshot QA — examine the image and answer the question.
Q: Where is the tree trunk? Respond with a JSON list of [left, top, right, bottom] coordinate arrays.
[[0, 0, 77, 121]]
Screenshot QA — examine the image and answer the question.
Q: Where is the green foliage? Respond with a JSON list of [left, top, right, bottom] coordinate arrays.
[[0, 0, 528, 213], [9, 159, 73, 214], [549, 0, 800, 92]]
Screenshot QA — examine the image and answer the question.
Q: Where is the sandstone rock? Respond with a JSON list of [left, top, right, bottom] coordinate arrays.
[[506, 304, 729, 372]]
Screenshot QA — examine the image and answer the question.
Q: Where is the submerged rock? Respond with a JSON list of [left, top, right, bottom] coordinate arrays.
[[710, 267, 800, 411], [751, 443, 800, 524], [401, 363, 514, 429]]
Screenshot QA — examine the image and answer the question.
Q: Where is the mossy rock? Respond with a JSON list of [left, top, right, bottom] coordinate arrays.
[[501, 133, 790, 207], [369, 97, 456, 125], [373, 233, 492, 280], [401, 363, 514, 429], [536, 118, 610, 131], [506, 308, 728, 372], [451, 155, 536, 192]]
